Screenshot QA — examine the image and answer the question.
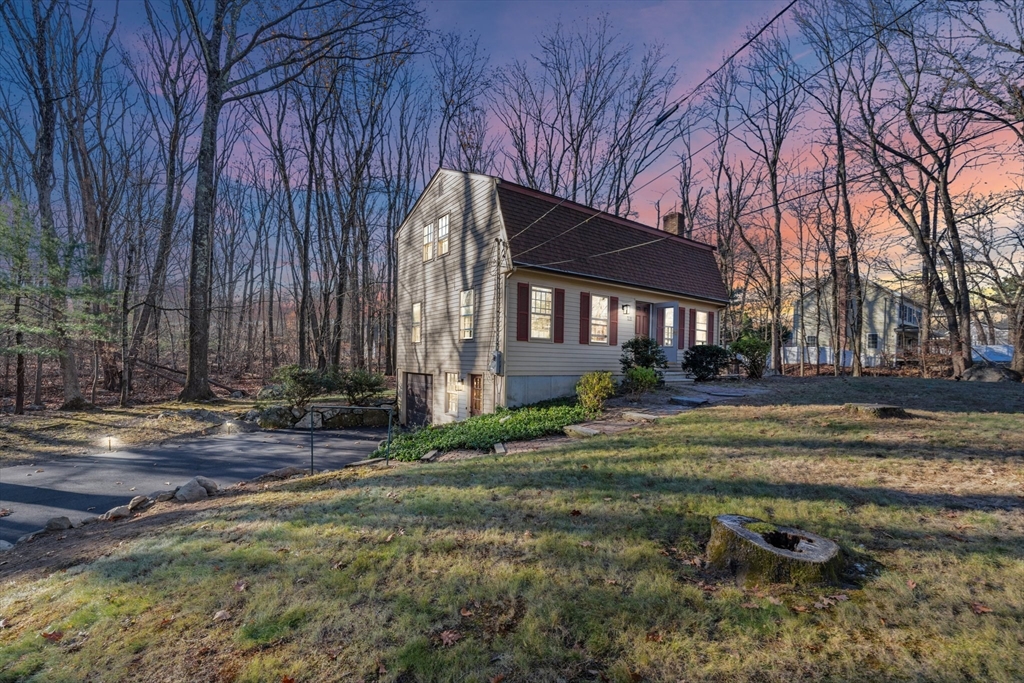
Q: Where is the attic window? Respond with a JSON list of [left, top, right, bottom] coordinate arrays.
[[423, 223, 434, 261], [438, 214, 450, 255]]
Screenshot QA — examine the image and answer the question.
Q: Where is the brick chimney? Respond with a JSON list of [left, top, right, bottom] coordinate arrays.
[[662, 212, 683, 236]]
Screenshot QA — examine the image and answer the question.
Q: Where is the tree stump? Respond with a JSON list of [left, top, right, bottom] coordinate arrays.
[[706, 515, 843, 587]]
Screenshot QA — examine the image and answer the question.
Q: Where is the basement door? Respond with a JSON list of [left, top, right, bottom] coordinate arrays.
[[405, 373, 432, 426]]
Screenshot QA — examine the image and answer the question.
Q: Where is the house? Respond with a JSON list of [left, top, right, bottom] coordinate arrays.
[[789, 258, 924, 367], [395, 169, 729, 426]]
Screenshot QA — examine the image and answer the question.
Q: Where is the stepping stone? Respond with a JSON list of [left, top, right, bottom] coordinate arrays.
[[670, 396, 709, 407], [842, 403, 908, 419], [345, 457, 385, 468], [493, 443, 507, 454], [420, 449, 439, 462], [564, 425, 600, 438], [623, 412, 660, 422]]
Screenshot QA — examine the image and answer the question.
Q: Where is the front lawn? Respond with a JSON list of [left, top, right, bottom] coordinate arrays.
[[1, 377, 1022, 682]]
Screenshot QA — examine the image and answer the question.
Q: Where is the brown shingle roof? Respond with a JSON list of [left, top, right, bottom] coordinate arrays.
[[497, 181, 729, 304]]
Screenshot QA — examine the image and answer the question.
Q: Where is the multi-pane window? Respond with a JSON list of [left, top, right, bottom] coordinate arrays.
[[530, 286, 553, 340], [662, 306, 675, 346], [590, 295, 609, 344], [695, 311, 709, 345], [423, 223, 434, 261], [438, 214, 450, 255], [867, 333, 879, 350], [460, 290, 474, 340], [446, 373, 459, 414], [411, 302, 422, 343]]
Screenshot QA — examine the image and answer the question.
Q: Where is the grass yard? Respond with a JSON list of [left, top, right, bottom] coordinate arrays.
[[1, 377, 1023, 682]]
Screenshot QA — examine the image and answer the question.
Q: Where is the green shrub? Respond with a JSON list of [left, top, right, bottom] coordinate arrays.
[[270, 365, 325, 408], [339, 369, 386, 406], [619, 336, 668, 374], [622, 366, 658, 400], [680, 344, 730, 381], [576, 371, 616, 413], [730, 334, 771, 379], [373, 400, 588, 461]]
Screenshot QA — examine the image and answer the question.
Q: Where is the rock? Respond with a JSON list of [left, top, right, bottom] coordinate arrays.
[[256, 384, 284, 400], [420, 449, 439, 462], [151, 491, 176, 503], [128, 495, 150, 511], [843, 403, 909, 419], [242, 409, 261, 423], [291, 407, 304, 419], [17, 531, 41, 544], [257, 406, 295, 430], [101, 505, 132, 521], [623, 411, 660, 422], [670, 395, 709, 406], [706, 514, 843, 587], [962, 365, 1022, 382], [493, 442, 507, 454], [0, 540, 13, 551], [194, 476, 219, 495], [213, 610, 232, 622], [25, 403, 44, 411], [344, 457, 384, 468], [45, 516, 73, 532], [294, 410, 322, 430], [564, 424, 600, 438], [174, 478, 209, 503], [254, 466, 307, 481], [79, 516, 100, 525], [230, 390, 246, 398]]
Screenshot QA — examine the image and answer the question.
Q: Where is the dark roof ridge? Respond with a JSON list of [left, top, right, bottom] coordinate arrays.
[[496, 178, 716, 253]]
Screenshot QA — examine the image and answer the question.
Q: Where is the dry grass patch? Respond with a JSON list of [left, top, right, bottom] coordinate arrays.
[[1, 377, 1022, 682]]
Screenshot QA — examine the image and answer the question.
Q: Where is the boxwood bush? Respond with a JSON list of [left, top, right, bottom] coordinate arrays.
[[373, 399, 589, 461]]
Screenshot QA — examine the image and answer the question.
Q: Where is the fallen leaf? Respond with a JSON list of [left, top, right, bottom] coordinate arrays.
[[158, 618, 173, 628], [282, 677, 296, 683], [947, 533, 969, 543], [213, 610, 232, 622], [234, 580, 248, 592], [0, 509, 11, 517], [631, 494, 641, 499], [41, 631, 63, 642], [440, 630, 461, 646], [741, 602, 759, 609], [129, 487, 136, 492], [580, 541, 594, 548], [767, 596, 783, 606], [645, 631, 662, 642], [603, 497, 612, 501], [580, 464, 589, 469], [792, 604, 810, 613], [605, 579, 619, 585], [490, 675, 506, 683], [970, 602, 992, 615], [831, 594, 849, 602], [384, 533, 395, 542], [35, 469, 43, 473], [460, 607, 474, 617], [569, 509, 582, 517], [906, 580, 917, 590]]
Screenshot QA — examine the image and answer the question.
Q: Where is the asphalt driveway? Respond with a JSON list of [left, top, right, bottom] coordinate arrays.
[[0, 428, 384, 546]]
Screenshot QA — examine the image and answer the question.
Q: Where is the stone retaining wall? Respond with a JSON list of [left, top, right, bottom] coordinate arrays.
[[255, 405, 393, 430]]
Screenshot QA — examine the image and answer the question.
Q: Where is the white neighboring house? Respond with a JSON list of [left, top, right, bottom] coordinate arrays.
[[395, 169, 730, 426], [790, 259, 924, 367]]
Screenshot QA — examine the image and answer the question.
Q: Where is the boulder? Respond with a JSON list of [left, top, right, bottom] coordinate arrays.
[[0, 540, 13, 551], [257, 406, 295, 430], [230, 390, 246, 399], [256, 384, 284, 400], [45, 516, 73, 532], [254, 466, 307, 481], [101, 505, 132, 521], [242, 409, 261, 423], [194, 476, 219, 495], [174, 478, 209, 503], [962, 365, 1022, 383], [128, 495, 150, 511], [843, 403, 909, 419], [294, 410, 322, 430], [150, 490, 176, 503], [564, 424, 600, 438], [80, 516, 100, 525], [706, 515, 843, 587]]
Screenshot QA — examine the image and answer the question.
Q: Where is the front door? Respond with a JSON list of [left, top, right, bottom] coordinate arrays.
[[655, 303, 679, 363], [405, 372, 432, 426], [635, 302, 652, 338], [469, 374, 483, 416]]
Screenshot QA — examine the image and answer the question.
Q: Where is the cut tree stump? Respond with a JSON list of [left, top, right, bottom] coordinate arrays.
[[706, 515, 843, 587], [842, 403, 908, 419]]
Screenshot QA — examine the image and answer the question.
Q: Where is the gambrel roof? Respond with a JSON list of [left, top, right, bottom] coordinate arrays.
[[496, 180, 729, 304]]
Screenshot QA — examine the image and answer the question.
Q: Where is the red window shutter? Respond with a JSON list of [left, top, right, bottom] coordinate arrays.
[[689, 308, 697, 347], [678, 307, 686, 349], [517, 283, 529, 342], [609, 296, 618, 346], [579, 292, 590, 344], [656, 308, 665, 346], [554, 288, 565, 343], [708, 311, 716, 345]]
